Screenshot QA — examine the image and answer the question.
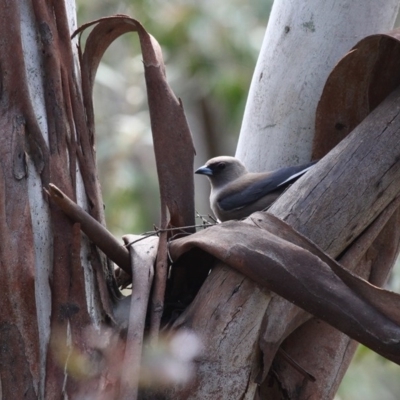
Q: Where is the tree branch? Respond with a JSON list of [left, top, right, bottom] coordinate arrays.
[[46, 184, 131, 274]]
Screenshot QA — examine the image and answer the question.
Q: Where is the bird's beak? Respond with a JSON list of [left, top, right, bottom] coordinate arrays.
[[195, 165, 213, 176]]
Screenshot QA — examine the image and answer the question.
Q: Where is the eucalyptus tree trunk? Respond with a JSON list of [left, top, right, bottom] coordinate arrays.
[[0, 1, 114, 398], [237, 0, 400, 170], [170, 1, 400, 400]]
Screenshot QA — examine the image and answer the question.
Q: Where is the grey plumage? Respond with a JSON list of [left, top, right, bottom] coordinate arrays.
[[195, 156, 316, 221]]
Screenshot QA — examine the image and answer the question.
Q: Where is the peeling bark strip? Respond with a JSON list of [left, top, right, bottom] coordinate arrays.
[[170, 214, 400, 364], [73, 16, 196, 231], [314, 28, 400, 159], [119, 235, 157, 400], [74, 15, 196, 341]]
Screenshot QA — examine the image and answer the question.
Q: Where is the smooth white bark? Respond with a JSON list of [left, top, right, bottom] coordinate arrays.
[[20, 1, 100, 396], [237, 0, 400, 171], [21, 2, 52, 396]]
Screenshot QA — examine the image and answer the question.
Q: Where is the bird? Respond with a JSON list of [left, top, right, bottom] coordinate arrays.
[[195, 156, 316, 221]]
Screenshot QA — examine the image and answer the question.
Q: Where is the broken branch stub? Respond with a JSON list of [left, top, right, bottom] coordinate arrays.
[[47, 184, 131, 273]]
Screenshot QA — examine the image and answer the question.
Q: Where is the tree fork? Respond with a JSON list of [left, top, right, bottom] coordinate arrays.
[[170, 85, 400, 399]]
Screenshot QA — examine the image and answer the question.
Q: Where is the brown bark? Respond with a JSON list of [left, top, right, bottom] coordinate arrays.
[[0, 2, 114, 398]]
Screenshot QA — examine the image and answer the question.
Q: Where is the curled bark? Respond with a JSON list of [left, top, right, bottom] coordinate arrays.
[[170, 214, 400, 363], [74, 15, 196, 342]]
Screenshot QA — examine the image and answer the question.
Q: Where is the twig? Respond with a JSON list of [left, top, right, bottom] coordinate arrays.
[[207, 214, 219, 223], [46, 184, 131, 273], [123, 222, 215, 247], [123, 231, 163, 247], [196, 211, 216, 225]]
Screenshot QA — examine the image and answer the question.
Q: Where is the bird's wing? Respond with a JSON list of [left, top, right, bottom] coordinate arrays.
[[218, 161, 316, 212]]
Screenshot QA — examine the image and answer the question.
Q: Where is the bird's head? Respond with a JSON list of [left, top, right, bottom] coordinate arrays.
[[195, 156, 247, 188]]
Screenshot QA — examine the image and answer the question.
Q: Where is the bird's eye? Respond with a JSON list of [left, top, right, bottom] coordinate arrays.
[[216, 162, 226, 171]]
